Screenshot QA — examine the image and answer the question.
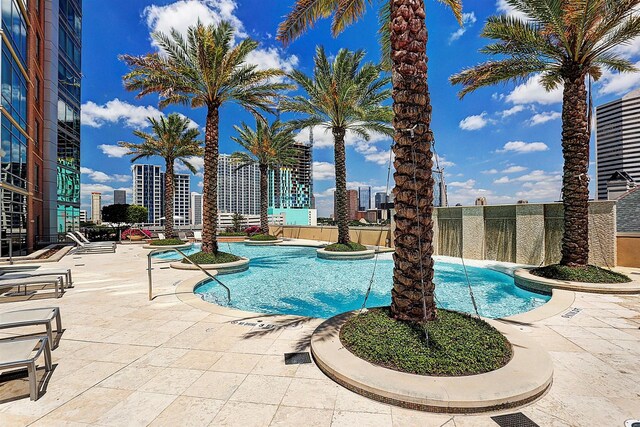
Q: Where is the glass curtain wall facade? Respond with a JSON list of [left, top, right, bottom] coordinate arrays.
[[56, 0, 81, 236], [0, 0, 29, 257]]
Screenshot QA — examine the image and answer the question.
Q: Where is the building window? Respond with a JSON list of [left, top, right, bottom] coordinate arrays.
[[36, 34, 41, 63], [35, 77, 40, 102], [1, 117, 27, 189], [34, 163, 40, 192], [34, 119, 40, 148], [1, 0, 27, 63], [1, 44, 28, 130]]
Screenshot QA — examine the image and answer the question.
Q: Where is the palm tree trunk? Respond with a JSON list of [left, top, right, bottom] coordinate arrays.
[[260, 163, 269, 234], [333, 127, 350, 245], [560, 69, 590, 267], [202, 106, 220, 254], [164, 159, 175, 239], [389, 0, 437, 322]]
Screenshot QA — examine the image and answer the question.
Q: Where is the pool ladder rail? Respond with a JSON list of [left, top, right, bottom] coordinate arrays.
[[146, 248, 231, 303]]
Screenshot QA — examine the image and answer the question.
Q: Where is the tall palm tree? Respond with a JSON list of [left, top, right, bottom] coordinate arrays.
[[278, 2, 461, 322], [231, 120, 297, 234], [119, 114, 202, 238], [281, 47, 393, 246], [451, 0, 640, 268], [121, 21, 289, 254]]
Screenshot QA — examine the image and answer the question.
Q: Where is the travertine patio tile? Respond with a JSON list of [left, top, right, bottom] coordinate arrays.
[[266, 339, 310, 355], [548, 325, 600, 339], [230, 337, 277, 354], [148, 395, 224, 426], [139, 367, 204, 395], [281, 378, 340, 409], [229, 374, 292, 405], [391, 407, 454, 427], [520, 407, 573, 427], [251, 355, 299, 377], [210, 353, 261, 373], [210, 401, 278, 427], [170, 349, 223, 370], [269, 406, 333, 426], [567, 336, 628, 353], [53, 361, 127, 388], [95, 390, 177, 427], [294, 361, 327, 379], [452, 416, 501, 427], [133, 347, 190, 367], [583, 326, 637, 340], [98, 365, 165, 390], [44, 385, 132, 423], [334, 388, 391, 414], [183, 371, 246, 400], [0, 412, 37, 426], [331, 410, 392, 427]]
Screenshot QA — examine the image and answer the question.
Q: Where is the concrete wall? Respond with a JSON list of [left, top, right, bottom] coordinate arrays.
[[617, 233, 640, 267], [269, 225, 391, 247]]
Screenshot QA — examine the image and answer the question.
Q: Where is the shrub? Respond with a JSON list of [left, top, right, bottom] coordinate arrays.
[[182, 251, 241, 264], [324, 242, 367, 252], [121, 228, 151, 239], [249, 234, 279, 241], [530, 264, 631, 284], [148, 238, 185, 246], [245, 225, 261, 236]]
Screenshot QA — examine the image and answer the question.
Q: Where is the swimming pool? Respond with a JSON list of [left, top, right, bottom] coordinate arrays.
[[156, 243, 550, 319]]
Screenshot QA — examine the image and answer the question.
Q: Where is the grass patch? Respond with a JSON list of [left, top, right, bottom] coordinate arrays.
[[248, 234, 279, 241], [219, 232, 247, 237], [182, 251, 241, 265], [324, 242, 367, 252], [530, 264, 631, 284], [148, 238, 185, 246], [340, 308, 512, 377]]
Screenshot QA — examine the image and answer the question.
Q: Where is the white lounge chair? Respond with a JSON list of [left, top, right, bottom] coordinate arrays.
[[66, 234, 115, 253], [0, 336, 52, 400], [193, 231, 202, 241], [178, 232, 188, 241], [0, 268, 72, 288], [0, 277, 65, 298], [72, 231, 114, 246], [158, 233, 166, 240], [0, 307, 62, 349]]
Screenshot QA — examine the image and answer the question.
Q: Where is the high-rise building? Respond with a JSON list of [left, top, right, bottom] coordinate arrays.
[[133, 165, 162, 224], [358, 186, 371, 211], [218, 154, 260, 215], [114, 190, 126, 205], [161, 172, 190, 226], [79, 210, 87, 223], [334, 189, 359, 220], [596, 88, 640, 200], [268, 140, 313, 209], [190, 192, 203, 226], [91, 193, 101, 224], [374, 192, 388, 209]]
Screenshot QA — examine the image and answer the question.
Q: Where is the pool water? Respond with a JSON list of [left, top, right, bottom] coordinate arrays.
[[156, 243, 550, 319]]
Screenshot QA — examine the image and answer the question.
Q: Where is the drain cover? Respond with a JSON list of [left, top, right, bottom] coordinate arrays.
[[284, 352, 311, 365], [491, 412, 539, 427], [625, 421, 640, 427]]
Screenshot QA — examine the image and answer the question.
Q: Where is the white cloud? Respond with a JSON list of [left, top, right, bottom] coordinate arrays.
[[448, 12, 477, 43], [448, 179, 476, 188], [459, 112, 493, 131], [598, 61, 640, 96], [499, 105, 526, 118], [80, 167, 129, 183], [437, 156, 456, 168], [497, 141, 549, 154], [82, 99, 164, 129], [98, 145, 130, 158], [313, 162, 335, 180], [482, 169, 499, 174], [506, 75, 563, 105], [143, 0, 297, 76], [175, 156, 205, 177], [80, 183, 132, 210], [496, 0, 529, 21], [502, 165, 527, 174], [494, 176, 510, 184], [528, 111, 561, 126], [298, 126, 393, 165]]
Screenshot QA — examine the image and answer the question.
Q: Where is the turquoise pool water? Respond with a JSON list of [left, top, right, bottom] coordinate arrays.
[[155, 243, 550, 319]]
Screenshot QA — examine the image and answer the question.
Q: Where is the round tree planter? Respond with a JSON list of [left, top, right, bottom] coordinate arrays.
[[217, 236, 247, 243], [311, 311, 553, 413], [170, 257, 250, 274], [514, 269, 640, 295], [143, 243, 192, 250], [244, 239, 283, 246], [317, 248, 375, 260]]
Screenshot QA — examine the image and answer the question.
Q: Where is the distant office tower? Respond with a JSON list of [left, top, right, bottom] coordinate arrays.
[[133, 165, 163, 223], [218, 154, 260, 215], [358, 187, 371, 211], [374, 192, 388, 209], [114, 190, 127, 205], [91, 193, 102, 224], [334, 189, 359, 220], [433, 169, 448, 207], [79, 210, 87, 223], [190, 192, 203, 225], [269, 140, 313, 209], [475, 197, 488, 206], [596, 88, 640, 200]]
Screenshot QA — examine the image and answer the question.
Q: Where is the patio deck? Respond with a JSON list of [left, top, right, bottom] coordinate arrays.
[[0, 244, 638, 426]]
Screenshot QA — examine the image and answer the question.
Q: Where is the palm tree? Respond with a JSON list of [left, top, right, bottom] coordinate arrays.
[[278, 1, 462, 322], [121, 21, 289, 254], [119, 114, 202, 238], [280, 47, 393, 246], [451, 0, 640, 268], [231, 120, 297, 234]]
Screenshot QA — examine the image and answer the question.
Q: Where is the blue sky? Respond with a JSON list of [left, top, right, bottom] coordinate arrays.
[[80, 0, 640, 216]]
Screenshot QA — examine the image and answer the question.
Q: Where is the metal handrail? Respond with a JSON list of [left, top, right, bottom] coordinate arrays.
[[147, 248, 231, 302]]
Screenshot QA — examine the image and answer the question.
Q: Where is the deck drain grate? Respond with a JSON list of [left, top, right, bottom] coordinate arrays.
[[491, 413, 539, 427], [284, 352, 311, 365], [561, 308, 582, 318]]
